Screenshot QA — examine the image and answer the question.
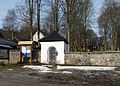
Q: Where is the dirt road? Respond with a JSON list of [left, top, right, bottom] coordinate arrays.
[[1, 66, 120, 86], [0, 78, 68, 86], [0, 78, 34, 86]]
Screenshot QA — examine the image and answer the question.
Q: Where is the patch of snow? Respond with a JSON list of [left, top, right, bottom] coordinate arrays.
[[40, 71, 59, 73], [23, 65, 51, 71], [62, 71, 72, 74], [57, 66, 116, 71], [42, 65, 54, 68], [7, 69, 13, 71], [39, 70, 52, 73], [82, 82, 88, 84], [115, 71, 120, 74], [39, 70, 72, 74]]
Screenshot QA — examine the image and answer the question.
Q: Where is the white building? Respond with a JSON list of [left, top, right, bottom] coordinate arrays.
[[33, 30, 44, 42], [39, 32, 68, 64]]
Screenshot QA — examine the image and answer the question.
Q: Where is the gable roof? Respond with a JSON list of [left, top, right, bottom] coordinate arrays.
[[39, 32, 68, 44], [32, 29, 46, 37]]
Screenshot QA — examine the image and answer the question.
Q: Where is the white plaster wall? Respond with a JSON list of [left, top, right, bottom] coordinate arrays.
[[40, 41, 65, 64], [64, 42, 68, 52], [33, 31, 44, 42]]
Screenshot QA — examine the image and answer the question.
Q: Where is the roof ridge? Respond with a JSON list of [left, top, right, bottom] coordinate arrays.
[[39, 32, 68, 44]]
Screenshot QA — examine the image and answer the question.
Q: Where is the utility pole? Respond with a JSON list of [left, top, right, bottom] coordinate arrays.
[[66, 1, 70, 52], [29, 0, 33, 41], [37, 0, 41, 46], [55, 0, 59, 32]]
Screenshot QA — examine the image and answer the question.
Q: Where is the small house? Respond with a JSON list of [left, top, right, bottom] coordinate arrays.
[[39, 32, 68, 64]]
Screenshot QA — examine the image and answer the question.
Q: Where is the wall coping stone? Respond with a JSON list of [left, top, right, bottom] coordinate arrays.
[[65, 51, 120, 54]]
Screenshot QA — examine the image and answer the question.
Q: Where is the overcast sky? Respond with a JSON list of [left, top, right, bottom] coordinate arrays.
[[0, 0, 104, 29]]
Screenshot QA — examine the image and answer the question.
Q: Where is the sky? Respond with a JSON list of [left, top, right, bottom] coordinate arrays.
[[92, 0, 104, 35], [0, 0, 20, 28], [0, 0, 104, 30]]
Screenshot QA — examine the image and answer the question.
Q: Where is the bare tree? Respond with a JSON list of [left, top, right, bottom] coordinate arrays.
[[45, 0, 59, 32], [3, 9, 18, 39], [16, 0, 37, 40], [42, 0, 94, 52], [2, 0, 95, 52], [59, 0, 94, 52], [98, 0, 120, 51]]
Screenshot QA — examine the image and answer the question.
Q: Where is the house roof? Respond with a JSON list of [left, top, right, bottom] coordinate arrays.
[[39, 32, 68, 44], [32, 29, 46, 37], [0, 44, 13, 49], [18, 41, 33, 45], [0, 38, 17, 49]]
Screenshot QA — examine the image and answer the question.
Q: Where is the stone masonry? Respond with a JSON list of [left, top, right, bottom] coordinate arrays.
[[65, 52, 120, 66]]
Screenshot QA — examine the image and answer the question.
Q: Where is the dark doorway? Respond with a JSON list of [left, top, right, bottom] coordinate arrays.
[[47, 47, 58, 64]]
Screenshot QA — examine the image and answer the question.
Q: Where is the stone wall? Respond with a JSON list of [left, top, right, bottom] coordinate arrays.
[[65, 52, 120, 66], [0, 50, 20, 65], [9, 50, 20, 64], [10, 50, 41, 64], [2, 50, 120, 66]]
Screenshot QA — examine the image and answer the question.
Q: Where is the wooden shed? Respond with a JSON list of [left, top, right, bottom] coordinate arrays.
[[0, 38, 17, 64]]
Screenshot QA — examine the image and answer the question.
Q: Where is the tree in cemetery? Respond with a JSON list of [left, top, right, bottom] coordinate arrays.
[[59, 0, 94, 52], [86, 29, 98, 51], [98, 0, 120, 51]]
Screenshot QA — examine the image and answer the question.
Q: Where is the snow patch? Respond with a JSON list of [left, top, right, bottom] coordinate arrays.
[[39, 70, 52, 73], [57, 66, 116, 71], [23, 65, 51, 71], [39, 70, 72, 74], [7, 69, 13, 71], [39, 70, 59, 73], [62, 71, 72, 74], [23, 65, 72, 74]]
